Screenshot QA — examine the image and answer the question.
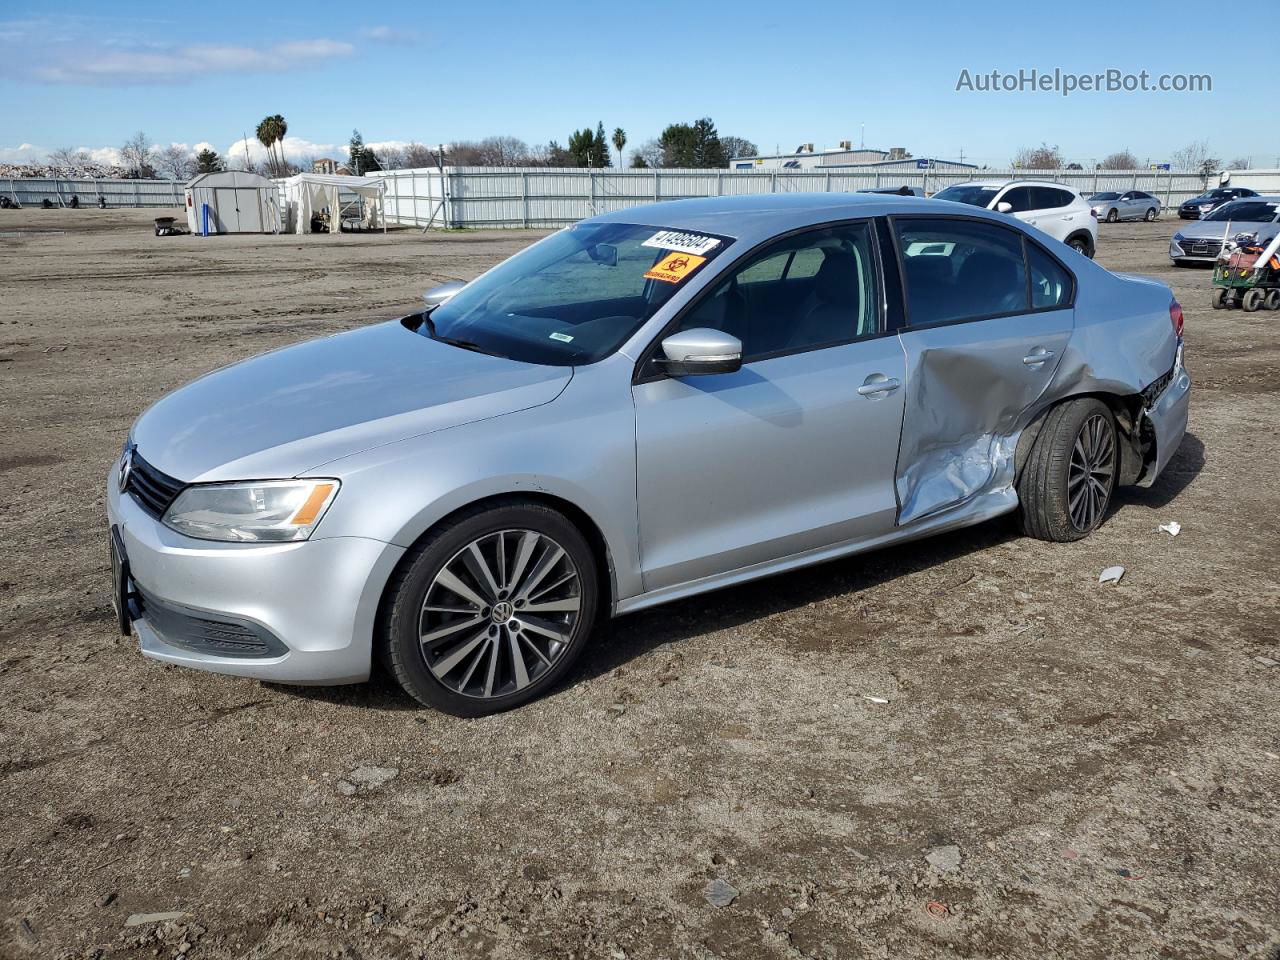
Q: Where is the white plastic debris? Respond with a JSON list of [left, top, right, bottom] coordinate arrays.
[[1158, 521, 1181, 537], [863, 696, 890, 704], [1098, 566, 1125, 585]]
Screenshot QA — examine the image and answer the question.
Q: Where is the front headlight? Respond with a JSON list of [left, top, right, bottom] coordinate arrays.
[[162, 479, 339, 542]]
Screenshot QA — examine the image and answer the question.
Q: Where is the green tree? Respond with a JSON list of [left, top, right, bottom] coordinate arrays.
[[567, 123, 610, 167], [195, 148, 224, 173], [612, 127, 627, 167], [255, 114, 287, 176], [658, 123, 697, 167], [348, 129, 382, 174]]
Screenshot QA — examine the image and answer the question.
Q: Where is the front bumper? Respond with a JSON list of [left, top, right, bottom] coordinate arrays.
[[107, 473, 404, 685], [1169, 236, 1220, 264], [1139, 343, 1192, 487]]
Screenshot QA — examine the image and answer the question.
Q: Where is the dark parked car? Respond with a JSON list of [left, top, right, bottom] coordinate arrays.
[[1178, 187, 1258, 219]]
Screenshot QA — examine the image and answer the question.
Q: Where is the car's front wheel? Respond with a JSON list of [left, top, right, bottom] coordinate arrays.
[[381, 500, 599, 716], [1106, 208, 1119, 223], [1017, 398, 1118, 542]]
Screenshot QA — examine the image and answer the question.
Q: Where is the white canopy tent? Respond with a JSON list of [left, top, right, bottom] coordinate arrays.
[[279, 174, 387, 235]]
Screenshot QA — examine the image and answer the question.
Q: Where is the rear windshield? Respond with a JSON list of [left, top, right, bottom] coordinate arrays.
[[416, 223, 733, 365], [1204, 201, 1280, 223], [933, 185, 1001, 208]]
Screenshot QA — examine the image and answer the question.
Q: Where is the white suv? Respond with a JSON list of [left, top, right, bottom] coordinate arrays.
[[932, 180, 1098, 258]]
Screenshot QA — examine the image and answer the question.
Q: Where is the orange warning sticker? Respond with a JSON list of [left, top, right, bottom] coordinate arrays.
[[644, 252, 706, 284]]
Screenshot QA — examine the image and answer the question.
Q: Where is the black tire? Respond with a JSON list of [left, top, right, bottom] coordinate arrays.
[[1017, 398, 1118, 542], [1266, 289, 1280, 311], [1212, 287, 1228, 310], [1144, 206, 1157, 221], [1242, 288, 1265, 313], [1067, 234, 1094, 258], [1106, 208, 1118, 223], [380, 500, 599, 716]]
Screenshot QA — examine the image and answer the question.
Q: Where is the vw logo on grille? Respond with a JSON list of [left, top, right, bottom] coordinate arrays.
[[118, 444, 134, 493]]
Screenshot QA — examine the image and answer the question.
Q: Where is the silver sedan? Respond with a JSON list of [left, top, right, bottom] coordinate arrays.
[[1090, 190, 1161, 222], [108, 194, 1191, 715], [1169, 196, 1280, 265]]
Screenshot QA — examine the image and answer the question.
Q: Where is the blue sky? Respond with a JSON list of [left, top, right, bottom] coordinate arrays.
[[1, 1, 1272, 168]]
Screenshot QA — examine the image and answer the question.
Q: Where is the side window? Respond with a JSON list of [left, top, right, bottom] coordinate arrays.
[[1000, 187, 1036, 213], [895, 218, 1029, 325], [1027, 242, 1073, 310], [671, 222, 878, 361], [1034, 187, 1075, 209]]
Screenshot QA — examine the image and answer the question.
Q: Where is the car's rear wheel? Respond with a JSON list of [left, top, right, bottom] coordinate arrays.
[[1018, 398, 1118, 542], [1106, 208, 1119, 223], [381, 501, 599, 716], [1144, 206, 1157, 221]]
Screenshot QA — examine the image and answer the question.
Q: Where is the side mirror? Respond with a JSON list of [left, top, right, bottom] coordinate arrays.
[[995, 201, 1014, 214], [422, 280, 465, 308], [658, 328, 743, 377], [587, 242, 618, 266]]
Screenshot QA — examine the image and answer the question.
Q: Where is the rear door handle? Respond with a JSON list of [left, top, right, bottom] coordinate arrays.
[[1022, 348, 1055, 366], [858, 375, 901, 397]]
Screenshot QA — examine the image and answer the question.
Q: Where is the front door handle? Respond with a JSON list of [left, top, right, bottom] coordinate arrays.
[[857, 375, 901, 397], [1022, 348, 1056, 366]]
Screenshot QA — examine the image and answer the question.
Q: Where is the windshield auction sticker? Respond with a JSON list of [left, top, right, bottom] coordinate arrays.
[[642, 230, 721, 256], [644, 252, 707, 284]]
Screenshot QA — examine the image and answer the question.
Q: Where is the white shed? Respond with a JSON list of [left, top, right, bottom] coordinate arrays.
[[279, 174, 387, 234], [184, 171, 280, 235]]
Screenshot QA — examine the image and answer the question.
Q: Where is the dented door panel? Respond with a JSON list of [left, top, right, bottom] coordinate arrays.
[[894, 309, 1073, 525]]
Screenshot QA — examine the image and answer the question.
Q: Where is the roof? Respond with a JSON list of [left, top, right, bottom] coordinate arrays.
[[281, 173, 385, 195], [186, 170, 274, 190], [591, 192, 1010, 245], [948, 178, 1078, 188]]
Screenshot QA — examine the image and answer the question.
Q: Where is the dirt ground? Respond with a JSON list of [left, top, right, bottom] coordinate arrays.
[[1, 208, 1277, 960]]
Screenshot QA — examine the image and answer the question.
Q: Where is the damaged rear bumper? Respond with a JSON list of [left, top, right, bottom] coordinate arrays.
[[1138, 342, 1191, 487]]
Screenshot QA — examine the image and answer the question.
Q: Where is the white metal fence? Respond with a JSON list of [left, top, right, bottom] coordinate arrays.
[[3, 177, 184, 208], [370, 165, 1260, 230], [6, 166, 1279, 224]]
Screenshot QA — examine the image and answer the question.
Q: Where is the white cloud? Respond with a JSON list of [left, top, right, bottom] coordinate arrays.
[[33, 38, 353, 84], [359, 25, 419, 43], [0, 143, 45, 163]]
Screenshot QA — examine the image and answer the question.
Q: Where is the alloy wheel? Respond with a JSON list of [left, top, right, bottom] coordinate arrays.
[[419, 529, 582, 699], [1067, 414, 1115, 531]]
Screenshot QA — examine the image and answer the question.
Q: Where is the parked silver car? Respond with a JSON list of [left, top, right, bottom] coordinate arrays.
[[1169, 196, 1280, 265], [108, 194, 1191, 715], [1089, 190, 1161, 223]]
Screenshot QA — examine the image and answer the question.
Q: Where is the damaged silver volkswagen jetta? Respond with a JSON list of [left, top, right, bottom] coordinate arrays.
[[108, 193, 1191, 715]]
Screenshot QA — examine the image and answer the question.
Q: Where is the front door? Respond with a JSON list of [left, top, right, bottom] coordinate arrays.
[[632, 221, 907, 591], [890, 216, 1076, 524]]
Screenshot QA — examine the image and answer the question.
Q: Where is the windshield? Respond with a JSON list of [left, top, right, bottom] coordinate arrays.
[[933, 184, 1001, 207], [417, 222, 732, 365], [1204, 200, 1280, 223], [1090, 192, 1121, 201]]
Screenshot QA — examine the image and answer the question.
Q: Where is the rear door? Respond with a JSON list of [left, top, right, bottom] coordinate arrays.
[[889, 216, 1076, 524]]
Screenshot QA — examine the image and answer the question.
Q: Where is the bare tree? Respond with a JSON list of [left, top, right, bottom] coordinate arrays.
[[720, 136, 759, 160], [377, 144, 408, 170], [1170, 140, 1215, 173], [1099, 150, 1139, 170], [120, 131, 154, 178], [154, 145, 195, 181], [1225, 157, 1251, 170], [635, 138, 664, 169], [1011, 143, 1063, 170], [403, 143, 439, 169], [48, 147, 90, 173]]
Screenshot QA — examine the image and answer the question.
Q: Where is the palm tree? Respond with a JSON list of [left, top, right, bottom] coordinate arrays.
[[612, 128, 627, 168], [255, 114, 288, 176]]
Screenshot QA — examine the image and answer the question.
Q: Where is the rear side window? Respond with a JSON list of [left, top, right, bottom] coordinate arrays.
[[894, 218, 1029, 326], [1027, 242, 1073, 309], [1033, 187, 1076, 209]]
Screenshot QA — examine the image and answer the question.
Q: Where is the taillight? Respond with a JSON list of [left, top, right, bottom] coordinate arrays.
[[1170, 300, 1184, 338]]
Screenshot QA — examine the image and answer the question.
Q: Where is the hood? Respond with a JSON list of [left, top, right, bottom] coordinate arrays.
[[132, 320, 573, 482]]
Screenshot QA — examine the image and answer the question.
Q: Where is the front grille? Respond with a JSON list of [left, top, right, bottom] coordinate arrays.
[[134, 585, 287, 659], [1185, 238, 1222, 258], [126, 451, 185, 519]]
